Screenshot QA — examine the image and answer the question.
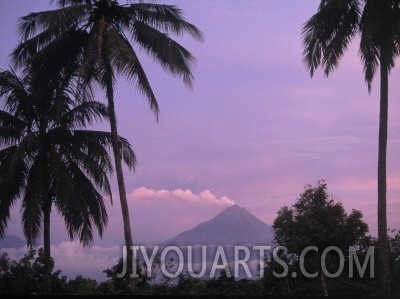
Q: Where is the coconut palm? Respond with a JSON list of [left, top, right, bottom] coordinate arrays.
[[12, 0, 203, 278], [0, 67, 136, 293], [302, 0, 400, 293]]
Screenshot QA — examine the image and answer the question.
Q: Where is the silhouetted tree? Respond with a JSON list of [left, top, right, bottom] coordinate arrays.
[[12, 1, 203, 284], [273, 181, 369, 296], [0, 248, 66, 294], [0, 68, 135, 293], [302, 1, 400, 292]]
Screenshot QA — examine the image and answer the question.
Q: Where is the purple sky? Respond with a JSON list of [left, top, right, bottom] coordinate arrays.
[[1, 0, 400, 280]]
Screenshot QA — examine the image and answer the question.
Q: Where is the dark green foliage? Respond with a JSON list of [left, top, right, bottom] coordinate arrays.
[[100, 258, 140, 295], [273, 180, 369, 254], [389, 229, 400, 293], [271, 181, 371, 296], [0, 234, 399, 296], [0, 248, 66, 295], [64, 275, 99, 295]]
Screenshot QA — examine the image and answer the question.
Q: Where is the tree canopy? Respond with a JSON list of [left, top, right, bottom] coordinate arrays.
[[273, 180, 368, 254]]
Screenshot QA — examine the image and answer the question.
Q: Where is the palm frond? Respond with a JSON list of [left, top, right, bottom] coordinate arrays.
[[125, 3, 203, 41], [0, 127, 24, 147], [51, 0, 89, 7], [0, 67, 115, 250], [55, 162, 108, 246], [21, 160, 45, 246], [104, 27, 159, 116], [0, 110, 25, 132], [6, 0, 201, 251], [0, 111, 20, 125], [12, 28, 63, 69], [359, 0, 400, 91], [0, 147, 25, 238], [132, 21, 196, 87], [9, 133, 39, 172], [65, 73, 95, 103], [0, 70, 30, 112], [118, 135, 136, 171], [302, 0, 361, 76], [0, 195, 15, 238], [56, 101, 109, 129], [18, 6, 87, 41], [322, 1, 361, 74], [48, 94, 73, 124], [26, 29, 89, 79], [47, 149, 76, 201], [359, 32, 379, 92], [50, 129, 114, 195]]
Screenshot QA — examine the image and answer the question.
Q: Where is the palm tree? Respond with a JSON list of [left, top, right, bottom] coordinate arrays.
[[0, 67, 136, 293], [302, 0, 400, 293], [12, 0, 203, 279]]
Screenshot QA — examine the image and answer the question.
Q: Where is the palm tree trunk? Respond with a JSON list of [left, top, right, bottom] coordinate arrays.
[[377, 57, 391, 293], [105, 77, 135, 286], [40, 149, 52, 294], [42, 199, 52, 294]]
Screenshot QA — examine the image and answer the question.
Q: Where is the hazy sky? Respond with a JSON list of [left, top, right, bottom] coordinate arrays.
[[1, 0, 399, 280]]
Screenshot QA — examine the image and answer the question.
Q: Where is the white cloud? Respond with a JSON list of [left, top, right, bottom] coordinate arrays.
[[102, 187, 237, 244], [127, 187, 235, 206], [50, 241, 120, 281]]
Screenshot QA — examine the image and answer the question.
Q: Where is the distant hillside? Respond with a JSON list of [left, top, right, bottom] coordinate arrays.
[[0, 235, 25, 249], [162, 204, 274, 246], [139, 205, 276, 280]]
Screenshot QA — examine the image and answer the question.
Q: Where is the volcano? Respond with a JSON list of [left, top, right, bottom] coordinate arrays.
[[162, 204, 274, 246]]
